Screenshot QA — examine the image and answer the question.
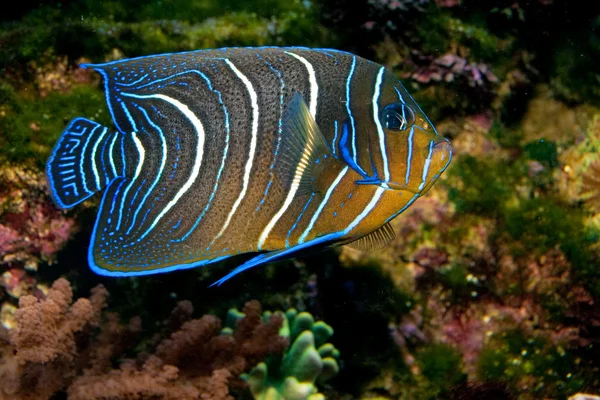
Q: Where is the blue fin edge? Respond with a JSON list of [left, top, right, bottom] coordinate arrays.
[[210, 231, 343, 287]]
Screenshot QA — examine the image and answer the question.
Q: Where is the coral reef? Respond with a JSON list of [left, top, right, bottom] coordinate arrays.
[[0, 277, 333, 400]]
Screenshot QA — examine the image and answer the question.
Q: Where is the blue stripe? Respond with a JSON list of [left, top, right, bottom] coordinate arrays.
[[129, 179, 147, 209], [286, 192, 315, 248], [119, 101, 138, 132], [339, 122, 367, 178], [109, 179, 128, 216], [92, 68, 126, 134], [332, 120, 338, 157], [120, 134, 126, 176], [115, 73, 148, 87], [126, 106, 167, 235], [100, 130, 111, 184]]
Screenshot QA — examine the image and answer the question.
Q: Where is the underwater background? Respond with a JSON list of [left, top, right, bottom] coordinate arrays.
[[1, 0, 600, 399]]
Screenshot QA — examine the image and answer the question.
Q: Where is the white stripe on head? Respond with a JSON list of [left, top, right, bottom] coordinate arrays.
[[418, 140, 434, 191]]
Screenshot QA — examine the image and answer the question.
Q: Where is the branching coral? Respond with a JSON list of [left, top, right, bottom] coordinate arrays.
[[0, 278, 110, 399], [0, 278, 299, 400]]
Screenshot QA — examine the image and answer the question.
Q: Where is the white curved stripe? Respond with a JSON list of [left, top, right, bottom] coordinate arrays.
[[90, 127, 108, 191], [258, 133, 314, 250], [373, 67, 390, 183], [79, 124, 99, 196], [285, 51, 318, 118], [298, 166, 349, 244], [343, 186, 385, 234], [108, 133, 119, 177], [121, 93, 205, 243], [209, 59, 259, 246], [116, 132, 145, 228], [125, 105, 168, 235]]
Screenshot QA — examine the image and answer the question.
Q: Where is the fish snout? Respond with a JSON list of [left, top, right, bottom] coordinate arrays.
[[419, 137, 453, 195], [432, 137, 453, 169]]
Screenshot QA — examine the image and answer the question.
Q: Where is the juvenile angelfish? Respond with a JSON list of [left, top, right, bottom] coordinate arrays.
[[46, 47, 452, 284]]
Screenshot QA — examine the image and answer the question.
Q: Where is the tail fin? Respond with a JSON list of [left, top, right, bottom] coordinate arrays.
[[46, 117, 123, 209]]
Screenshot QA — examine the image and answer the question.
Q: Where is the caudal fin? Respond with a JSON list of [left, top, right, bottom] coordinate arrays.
[[46, 117, 123, 209]]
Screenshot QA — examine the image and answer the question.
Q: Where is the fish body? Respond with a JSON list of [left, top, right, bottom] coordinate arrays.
[[46, 47, 452, 282]]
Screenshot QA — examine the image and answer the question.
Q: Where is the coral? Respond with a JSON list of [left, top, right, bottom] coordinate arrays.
[[409, 53, 498, 89], [224, 307, 340, 400], [0, 278, 109, 399], [0, 166, 77, 270], [0, 278, 298, 400]]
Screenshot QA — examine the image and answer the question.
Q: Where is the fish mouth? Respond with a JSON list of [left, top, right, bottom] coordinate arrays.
[[419, 137, 453, 194], [382, 137, 453, 195]]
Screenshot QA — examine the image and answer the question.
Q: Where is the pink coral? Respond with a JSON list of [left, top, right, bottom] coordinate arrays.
[[0, 166, 78, 270]]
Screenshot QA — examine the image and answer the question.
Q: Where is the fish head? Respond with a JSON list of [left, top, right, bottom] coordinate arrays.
[[367, 71, 453, 196]]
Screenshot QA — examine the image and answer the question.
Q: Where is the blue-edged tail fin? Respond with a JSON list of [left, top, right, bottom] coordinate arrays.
[[46, 117, 125, 209]]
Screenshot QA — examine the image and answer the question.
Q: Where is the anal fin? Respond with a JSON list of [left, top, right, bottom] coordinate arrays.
[[345, 223, 396, 252]]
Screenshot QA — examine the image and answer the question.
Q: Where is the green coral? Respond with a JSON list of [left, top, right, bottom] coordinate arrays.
[[224, 307, 340, 400]]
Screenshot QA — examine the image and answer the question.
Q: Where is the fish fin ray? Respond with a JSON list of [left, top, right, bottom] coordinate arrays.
[[278, 92, 333, 196], [46, 118, 119, 209], [345, 223, 396, 252]]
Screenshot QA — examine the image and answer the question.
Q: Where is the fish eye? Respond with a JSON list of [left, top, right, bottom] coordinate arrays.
[[382, 103, 415, 131]]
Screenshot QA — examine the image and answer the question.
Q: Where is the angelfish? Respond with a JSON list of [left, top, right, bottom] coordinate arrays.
[[46, 47, 452, 284]]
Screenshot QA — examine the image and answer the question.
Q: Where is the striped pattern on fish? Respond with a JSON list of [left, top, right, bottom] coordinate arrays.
[[45, 46, 453, 283]]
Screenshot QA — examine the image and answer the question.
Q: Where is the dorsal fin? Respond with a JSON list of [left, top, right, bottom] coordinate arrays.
[[277, 92, 333, 195], [345, 223, 396, 252]]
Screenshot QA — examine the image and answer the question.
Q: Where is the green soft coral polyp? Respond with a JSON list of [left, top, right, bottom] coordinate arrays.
[[229, 308, 340, 400]]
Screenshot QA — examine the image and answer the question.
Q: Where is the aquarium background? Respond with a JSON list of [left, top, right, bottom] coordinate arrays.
[[1, 0, 600, 399]]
